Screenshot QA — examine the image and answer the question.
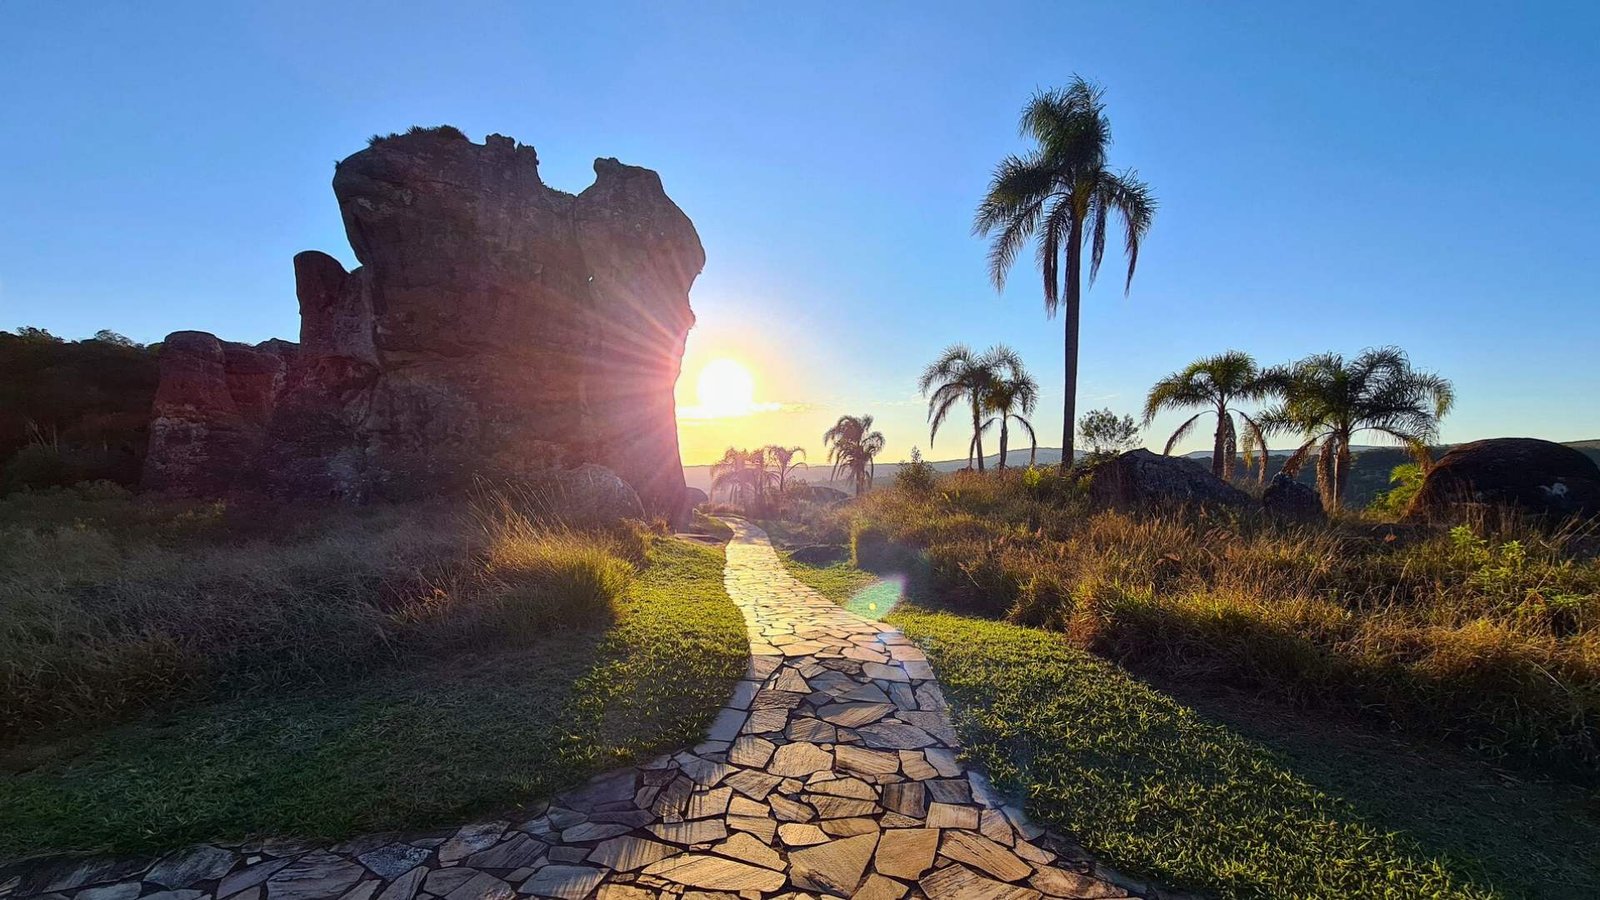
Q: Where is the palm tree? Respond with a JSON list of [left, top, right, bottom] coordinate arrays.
[[763, 445, 806, 495], [762, 445, 806, 514], [975, 77, 1156, 469], [823, 414, 886, 496], [918, 344, 1022, 472], [1143, 350, 1274, 483], [984, 358, 1040, 469], [709, 447, 754, 505], [1260, 347, 1454, 511]]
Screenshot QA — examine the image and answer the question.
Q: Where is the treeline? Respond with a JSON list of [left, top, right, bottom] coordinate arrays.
[[0, 327, 160, 493]]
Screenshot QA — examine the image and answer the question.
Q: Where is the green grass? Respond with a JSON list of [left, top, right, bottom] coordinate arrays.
[[779, 551, 1600, 900], [0, 538, 746, 858]]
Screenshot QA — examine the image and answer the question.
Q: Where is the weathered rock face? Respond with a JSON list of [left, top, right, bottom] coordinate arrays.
[[1262, 472, 1325, 523], [144, 332, 296, 496], [1410, 438, 1600, 520], [144, 130, 704, 516], [1089, 449, 1251, 510]]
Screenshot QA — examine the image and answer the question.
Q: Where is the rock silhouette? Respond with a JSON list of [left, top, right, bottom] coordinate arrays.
[[145, 129, 704, 516], [1411, 437, 1600, 520]]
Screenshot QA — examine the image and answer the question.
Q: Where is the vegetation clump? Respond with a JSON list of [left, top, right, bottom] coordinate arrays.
[[367, 123, 471, 146], [0, 487, 651, 743], [834, 473, 1600, 775]]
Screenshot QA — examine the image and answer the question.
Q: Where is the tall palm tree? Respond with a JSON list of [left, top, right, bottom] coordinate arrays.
[[823, 414, 886, 496], [918, 344, 1022, 472], [975, 77, 1156, 469], [1260, 347, 1454, 511], [1143, 350, 1274, 483], [984, 358, 1040, 469]]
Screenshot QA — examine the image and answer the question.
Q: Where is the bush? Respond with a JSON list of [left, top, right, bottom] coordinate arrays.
[[844, 477, 1600, 775], [368, 124, 470, 146], [895, 446, 938, 493]]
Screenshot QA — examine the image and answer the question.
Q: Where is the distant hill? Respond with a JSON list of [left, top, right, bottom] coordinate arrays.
[[686, 441, 1600, 508]]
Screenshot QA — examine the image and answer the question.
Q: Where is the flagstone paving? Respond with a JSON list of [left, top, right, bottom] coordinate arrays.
[[1, 521, 1156, 900]]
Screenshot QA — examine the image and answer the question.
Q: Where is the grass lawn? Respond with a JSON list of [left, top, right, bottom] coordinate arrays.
[[778, 550, 1600, 900], [0, 538, 746, 858]]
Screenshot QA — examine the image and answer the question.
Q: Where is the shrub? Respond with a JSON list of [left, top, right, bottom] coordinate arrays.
[[895, 446, 938, 493], [843, 478, 1600, 775], [368, 124, 471, 146]]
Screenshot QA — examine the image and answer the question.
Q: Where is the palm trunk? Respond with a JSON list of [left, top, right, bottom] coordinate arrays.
[[997, 418, 1010, 470], [1061, 217, 1083, 470], [1211, 402, 1227, 479], [1333, 431, 1352, 511], [971, 400, 985, 472]]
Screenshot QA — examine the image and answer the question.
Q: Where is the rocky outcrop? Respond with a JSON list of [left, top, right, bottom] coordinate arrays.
[[144, 332, 296, 496], [1262, 472, 1325, 523], [143, 129, 704, 517], [1089, 449, 1251, 510], [1410, 438, 1600, 521]]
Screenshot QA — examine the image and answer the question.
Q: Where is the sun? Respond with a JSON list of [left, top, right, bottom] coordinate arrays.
[[695, 358, 757, 416]]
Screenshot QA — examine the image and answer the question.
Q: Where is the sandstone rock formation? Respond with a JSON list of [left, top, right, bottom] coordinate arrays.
[[1410, 437, 1600, 520], [1089, 449, 1251, 510], [144, 129, 704, 517]]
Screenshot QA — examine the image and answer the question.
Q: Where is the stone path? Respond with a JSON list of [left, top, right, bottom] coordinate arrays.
[[2, 521, 1146, 900]]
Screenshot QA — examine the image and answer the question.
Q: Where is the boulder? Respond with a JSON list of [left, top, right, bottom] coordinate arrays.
[[1262, 472, 1325, 523], [1410, 438, 1600, 520], [521, 464, 646, 527], [684, 487, 709, 509], [143, 129, 704, 517], [1089, 449, 1251, 510]]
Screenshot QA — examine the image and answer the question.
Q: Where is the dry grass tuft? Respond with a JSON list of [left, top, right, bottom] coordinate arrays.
[[0, 486, 644, 743]]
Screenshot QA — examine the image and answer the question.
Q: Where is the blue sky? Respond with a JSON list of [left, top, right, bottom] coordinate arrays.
[[3, 1, 1596, 464]]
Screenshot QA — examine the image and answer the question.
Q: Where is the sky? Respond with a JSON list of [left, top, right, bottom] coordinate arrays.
[[3, 1, 1597, 466]]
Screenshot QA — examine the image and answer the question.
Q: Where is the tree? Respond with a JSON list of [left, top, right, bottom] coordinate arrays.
[[823, 414, 886, 496], [985, 357, 1040, 468], [1261, 347, 1454, 511], [918, 344, 1023, 472], [975, 77, 1156, 470], [709, 447, 754, 505], [763, 444, 806, 515], [1077, 408, 1140, 456], [763, 445, 806, 496], [92, 330, 139, 347], [1142, 350, 1274, 483]]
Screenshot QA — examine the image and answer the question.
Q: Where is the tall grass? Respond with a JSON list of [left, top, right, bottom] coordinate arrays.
[[844, 470, 1600, 776], [0, 487, 642, 742]]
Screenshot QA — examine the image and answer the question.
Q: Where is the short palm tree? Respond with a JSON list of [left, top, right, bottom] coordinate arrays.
[[762, 445, 806, 515], [975, 76, 1156, 468], [1143, 350, 1274, 483], [984, 360, 1040, 469], [763, 445, 806, 496], [1261, 347, 1454, 510], [918, 344, 1022, 472], [709, 447, 753, 505], [823, 414, 886, 496]]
